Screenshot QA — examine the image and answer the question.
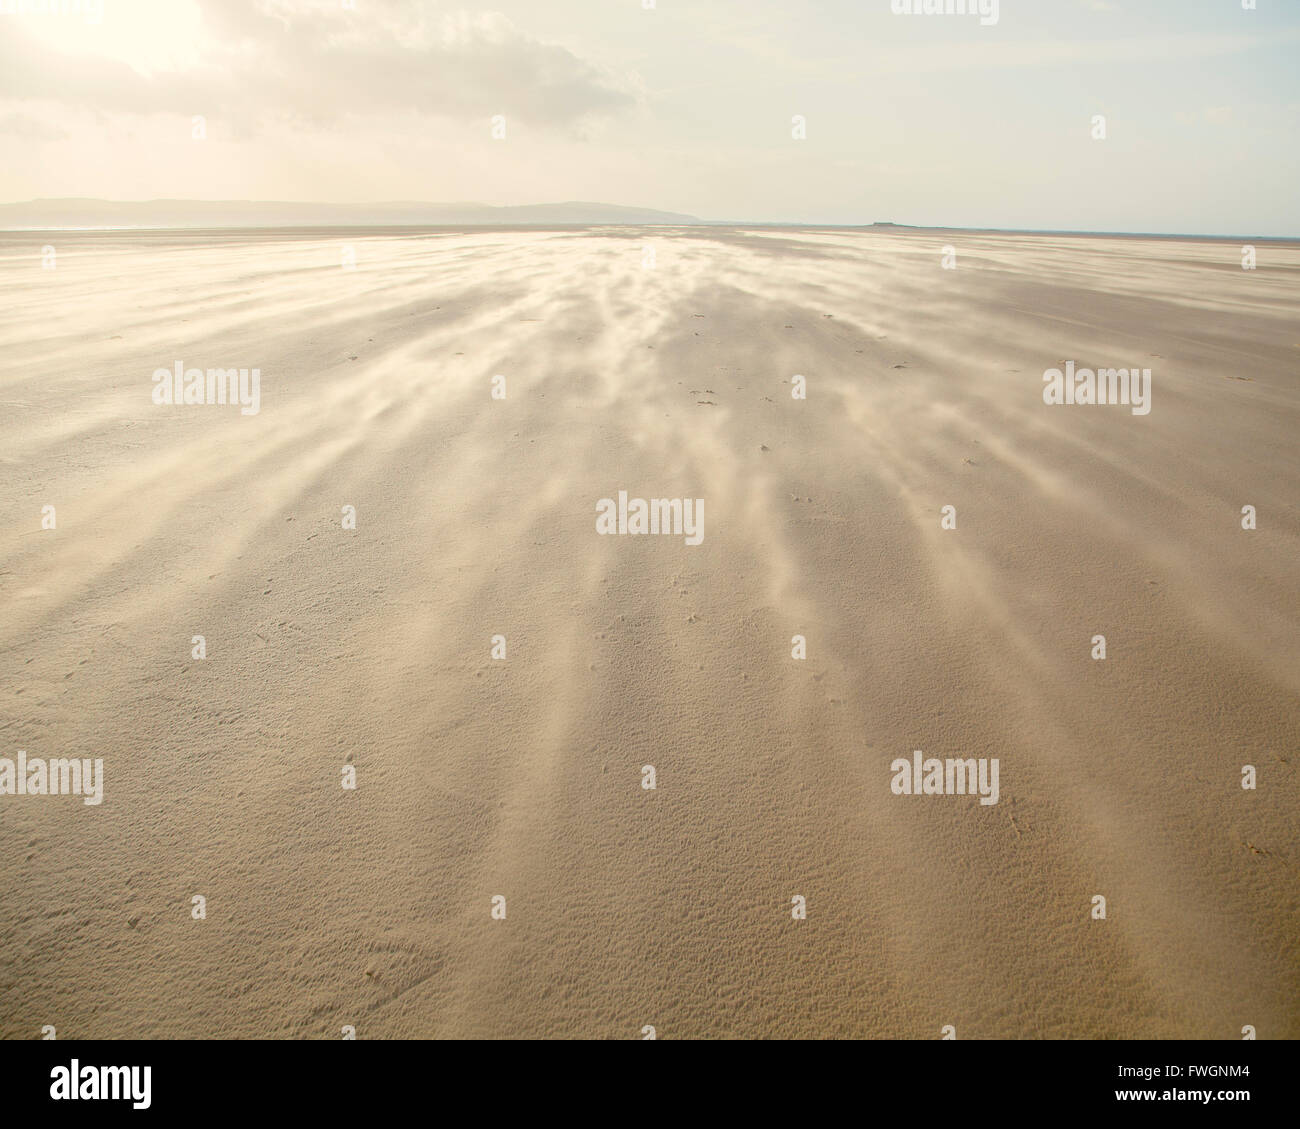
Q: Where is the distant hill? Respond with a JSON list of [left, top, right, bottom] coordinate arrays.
[[0, 198, 701, 230]]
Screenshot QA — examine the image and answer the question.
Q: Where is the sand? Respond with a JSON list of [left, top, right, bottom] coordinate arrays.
[[1, 226, 1297, 1039]]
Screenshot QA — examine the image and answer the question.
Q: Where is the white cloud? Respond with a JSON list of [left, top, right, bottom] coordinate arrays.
[[0, 2, 639, 131]]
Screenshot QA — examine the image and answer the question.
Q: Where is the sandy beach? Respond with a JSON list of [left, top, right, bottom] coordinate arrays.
[[1, 226, 1297, 1039]]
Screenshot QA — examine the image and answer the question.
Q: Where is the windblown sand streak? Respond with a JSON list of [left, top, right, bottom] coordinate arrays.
[[0, 227, 1296, 1038]]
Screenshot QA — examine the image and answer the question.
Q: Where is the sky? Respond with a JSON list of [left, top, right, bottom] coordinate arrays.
[[0, 0, 1297, 234]]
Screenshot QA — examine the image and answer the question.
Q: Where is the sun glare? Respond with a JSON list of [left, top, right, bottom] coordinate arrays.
[[14, 0, 204, 74]]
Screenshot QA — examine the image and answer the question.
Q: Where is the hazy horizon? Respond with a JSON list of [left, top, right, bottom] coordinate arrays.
[[1, 196, 1298, 240]]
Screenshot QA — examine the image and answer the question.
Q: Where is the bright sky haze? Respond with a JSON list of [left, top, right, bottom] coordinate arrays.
[[1, 0, 1296, 233]]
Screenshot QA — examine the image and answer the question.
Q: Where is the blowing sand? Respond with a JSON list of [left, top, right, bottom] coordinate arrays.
[[1, 226, 1297, 1039]]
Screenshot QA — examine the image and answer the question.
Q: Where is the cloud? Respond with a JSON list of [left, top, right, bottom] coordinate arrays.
[[0, 2, 638, 131]]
